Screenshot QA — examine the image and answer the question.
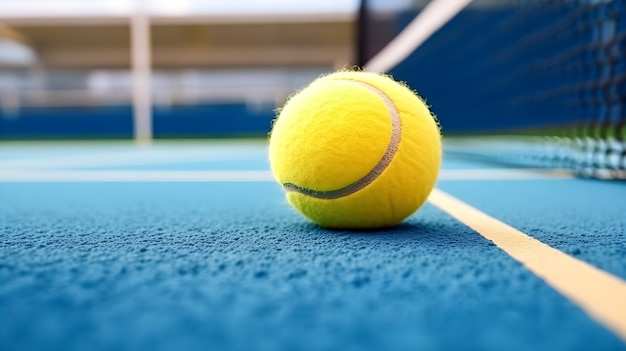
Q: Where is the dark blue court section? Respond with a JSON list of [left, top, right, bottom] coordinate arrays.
[[1, 173, 625, 350]]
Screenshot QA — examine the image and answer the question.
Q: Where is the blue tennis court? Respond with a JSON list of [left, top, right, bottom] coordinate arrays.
[[1, 141, 625, 350]]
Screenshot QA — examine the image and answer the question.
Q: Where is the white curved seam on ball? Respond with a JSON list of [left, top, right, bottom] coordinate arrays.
[[282, 79, 402, 199]]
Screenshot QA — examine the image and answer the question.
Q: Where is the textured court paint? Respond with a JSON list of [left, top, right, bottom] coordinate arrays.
[[1, 182, 625, 351], [282, 80, 402, 199], [436, 180, 626, 282], [429, 189, 626, 342], [1, 144, 625, 350]]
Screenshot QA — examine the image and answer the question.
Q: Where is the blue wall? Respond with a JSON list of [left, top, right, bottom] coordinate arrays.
[[153, 103, 275, 138], [0, 106, 134, 139], [0, 103, 276, 139]]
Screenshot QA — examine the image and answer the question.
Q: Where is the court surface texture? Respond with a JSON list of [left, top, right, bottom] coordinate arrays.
[[1, 140, 625, 351]]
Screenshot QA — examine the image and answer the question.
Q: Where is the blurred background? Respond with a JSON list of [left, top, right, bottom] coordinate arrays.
[[0, 0, 625, 177], [0, 0, 356, 139]]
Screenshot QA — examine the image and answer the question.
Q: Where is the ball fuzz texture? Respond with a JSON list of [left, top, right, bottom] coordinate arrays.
[[269, 71, 441, 229]]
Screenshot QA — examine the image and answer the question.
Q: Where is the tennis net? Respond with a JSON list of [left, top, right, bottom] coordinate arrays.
[[359, 0, 626, 179]]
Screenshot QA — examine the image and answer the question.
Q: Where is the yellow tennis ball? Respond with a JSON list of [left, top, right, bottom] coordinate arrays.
[[269, 70, 441, 229]]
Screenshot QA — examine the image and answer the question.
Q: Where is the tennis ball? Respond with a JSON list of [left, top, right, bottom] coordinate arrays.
[[269, 70, 441, 229]]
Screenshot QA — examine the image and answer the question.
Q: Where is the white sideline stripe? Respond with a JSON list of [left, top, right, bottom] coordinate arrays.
[[428, 189, 626, 342], [0, 169, 570, 182], [365, 0, 473, 72], [439, 168, 573, 180], [0, 150, 250, 170], [0, 170, 274, 182]]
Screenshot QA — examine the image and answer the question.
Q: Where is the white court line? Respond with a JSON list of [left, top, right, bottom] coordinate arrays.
[[438, 168, 573, 180], [428, 189, 626, 342], [0, 149, 257, 170], [0, 170, 274, 182], [0, 168, 570, 182]]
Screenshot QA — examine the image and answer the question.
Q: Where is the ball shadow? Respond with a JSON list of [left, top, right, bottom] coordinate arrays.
[[295, 217, 486, 248]]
